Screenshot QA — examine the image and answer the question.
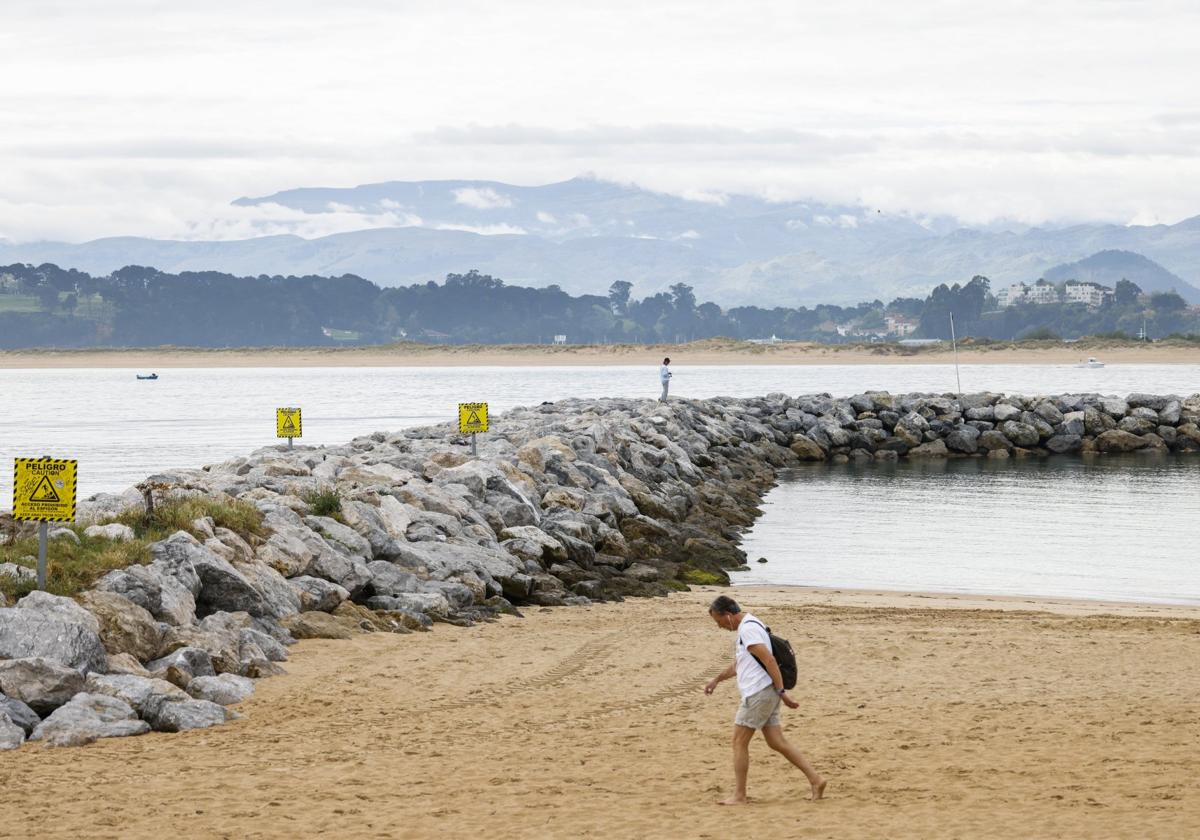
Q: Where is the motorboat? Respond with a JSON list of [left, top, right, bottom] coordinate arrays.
[[136, 373, 159, 380], [1075, 357, 1104, 369]]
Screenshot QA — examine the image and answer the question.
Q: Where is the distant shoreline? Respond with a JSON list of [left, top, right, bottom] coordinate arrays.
[[2, 339, 1200, 368]]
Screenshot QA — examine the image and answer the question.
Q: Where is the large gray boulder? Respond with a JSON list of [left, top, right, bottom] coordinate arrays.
[[0, 658, 85, 715], [148, 698, 230, 732], [1045, 434, 1082, 454], [151, 531, 267, 618], [30, 692, 150, 747], [0, 694, 41, 735], [1095, 429, 1149, 452], [79, 590, 163, 663], [1117, 416, 1156, 436], [16, 590, 100, 630], [390, 540, 525, 597], [1, 712, 26, 750], [83, 673, 187, 718], [186, 674, 255, 706], [0, 592, 108, 674], [365, 591, 450, 619], [232, 557, 301, 619], [999, 421, 1040, 447], [94, 563, 197, 626], [992, 403, 1022, 423], [146, 646, 216, 686], [1033, 402, 1065, 425], [0, 562, 36, 586], [83, 523, 136, 542], [944, 425, 980, 454], [287, 576, 350, 612], [304, 516, 372, 561], [365, 561, 421, 597]]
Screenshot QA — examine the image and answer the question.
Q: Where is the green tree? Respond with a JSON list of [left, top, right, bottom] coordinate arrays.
[[1149, 291, 1187, 313], [608, 280, 633, 315], [1114, 279, 1142, 306]]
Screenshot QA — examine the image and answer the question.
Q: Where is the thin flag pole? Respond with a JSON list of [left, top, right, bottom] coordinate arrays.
[[950, 312, 962, 396]]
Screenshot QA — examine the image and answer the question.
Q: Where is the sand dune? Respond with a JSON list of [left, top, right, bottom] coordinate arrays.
[[2, 586, 1198, 839]]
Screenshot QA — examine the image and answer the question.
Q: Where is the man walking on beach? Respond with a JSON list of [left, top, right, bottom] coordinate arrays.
[[704, 595, 826, 804], [659, 357, 672, 401]]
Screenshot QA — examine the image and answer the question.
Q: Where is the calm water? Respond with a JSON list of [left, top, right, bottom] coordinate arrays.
[[2, 363, 1197, 500], [735, 456, 1200, 605]]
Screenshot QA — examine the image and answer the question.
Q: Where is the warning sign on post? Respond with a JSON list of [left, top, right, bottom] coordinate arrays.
[[458, 402, 489, 434], [13, 457, 77, 522], [276, 407, 302, 438]]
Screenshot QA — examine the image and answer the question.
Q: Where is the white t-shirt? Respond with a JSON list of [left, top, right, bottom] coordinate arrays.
[[735, 613, 775, 698], [659, 364, 672, 383]]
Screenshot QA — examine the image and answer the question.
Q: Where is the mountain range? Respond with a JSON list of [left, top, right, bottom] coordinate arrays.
[[3, 177, 1200, 305]]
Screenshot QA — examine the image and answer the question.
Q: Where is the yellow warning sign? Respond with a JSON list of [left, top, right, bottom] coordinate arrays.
[[276, 407, 302, 438], [13, 457, 77, 522], [458, 402, 489, 434]]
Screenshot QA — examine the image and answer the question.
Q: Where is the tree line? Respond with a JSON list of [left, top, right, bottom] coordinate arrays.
[[0, 263, 1196, 349]]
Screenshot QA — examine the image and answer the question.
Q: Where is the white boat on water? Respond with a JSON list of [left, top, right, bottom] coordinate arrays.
[[1076, 357, 1104, 369]]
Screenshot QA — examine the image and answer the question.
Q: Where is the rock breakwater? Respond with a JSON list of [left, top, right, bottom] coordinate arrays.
[[2, 391, 1198, 749]]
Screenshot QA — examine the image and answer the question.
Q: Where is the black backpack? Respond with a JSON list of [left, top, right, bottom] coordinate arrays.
[[743, 618, 797, 690]]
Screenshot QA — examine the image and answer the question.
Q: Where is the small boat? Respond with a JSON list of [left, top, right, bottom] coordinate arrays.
[[1076, 357, 1104, 369], [136, 373, 159, 380]]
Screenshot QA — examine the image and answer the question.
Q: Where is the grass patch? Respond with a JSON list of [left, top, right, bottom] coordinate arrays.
[[0, 495, 264, 600], [680, 567, 729, 586], [0, 532, 150, 600], [114, 494, 265, 542], [303, 486, 343, 519]]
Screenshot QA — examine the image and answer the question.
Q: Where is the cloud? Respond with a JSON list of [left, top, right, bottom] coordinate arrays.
[[536, 211, 557, 223], [433, 222, 527, 235], [452, 187, 514, 209], [3, 0, 1200, 240]]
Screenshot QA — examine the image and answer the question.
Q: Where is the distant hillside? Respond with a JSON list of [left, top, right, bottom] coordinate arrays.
[[3, 177, 1200, 306], [1043, 250, 1200, 302]]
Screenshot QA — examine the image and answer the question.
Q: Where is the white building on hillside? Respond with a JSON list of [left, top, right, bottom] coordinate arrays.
[[995, 283, 1028, 307], [997, 281, 1060, 307], [1027, 280, 1059, 304], [885, 315, 918, 336], [1063, 281, 1113, 308]]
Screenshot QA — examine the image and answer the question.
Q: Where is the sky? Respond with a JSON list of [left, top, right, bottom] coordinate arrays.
[[2, 0, 1199, 243]]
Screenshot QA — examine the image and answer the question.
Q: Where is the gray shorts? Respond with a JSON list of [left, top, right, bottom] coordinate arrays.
[[734, 685, 781, 729]]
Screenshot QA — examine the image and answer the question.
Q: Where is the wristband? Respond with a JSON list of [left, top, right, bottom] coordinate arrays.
[[777, 688, 786, 696]]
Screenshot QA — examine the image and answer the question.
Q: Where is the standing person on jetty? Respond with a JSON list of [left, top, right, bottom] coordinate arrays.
[[659, 357, 672, 401], [704, 595, 827, 804]]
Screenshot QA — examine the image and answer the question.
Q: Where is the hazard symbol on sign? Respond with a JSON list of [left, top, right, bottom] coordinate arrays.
[[13, 457, 78, 522], [276, 407, 303, 438], [458, 402, 489, 434]]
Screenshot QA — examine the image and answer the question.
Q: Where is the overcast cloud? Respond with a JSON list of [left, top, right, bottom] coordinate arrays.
[[2, 0, 1199, 242]]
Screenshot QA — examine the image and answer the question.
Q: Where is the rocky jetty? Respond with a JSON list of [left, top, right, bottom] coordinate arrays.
[[2, 391, 1198, 749]]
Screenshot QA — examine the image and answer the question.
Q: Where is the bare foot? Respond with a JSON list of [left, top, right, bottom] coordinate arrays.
[[717, 796, 749, 806], [811, 778, 827, 801]]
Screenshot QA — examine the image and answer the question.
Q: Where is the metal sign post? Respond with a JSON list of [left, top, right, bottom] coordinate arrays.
[[458, 402, 489, 458], [276, 407, 302, 449], [37, 522, 48, 590], [949, 312, 962, 396], [13, 456, 78, 591]]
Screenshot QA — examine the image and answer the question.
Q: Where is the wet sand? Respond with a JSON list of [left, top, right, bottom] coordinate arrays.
[[1, 585, 1198, 839], [2, 341, 1200, 368]]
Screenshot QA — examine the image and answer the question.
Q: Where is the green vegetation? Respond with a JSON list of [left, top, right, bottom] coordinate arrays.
[[680, 567, 728, 586], [302, 486, 343, 519], [3, 262, 1199, 348], [0, 495, 264, 600]]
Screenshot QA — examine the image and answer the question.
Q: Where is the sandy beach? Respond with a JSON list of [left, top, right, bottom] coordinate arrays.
[[3, 340, 1200, 368], [2, 586, 1197, 839]]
